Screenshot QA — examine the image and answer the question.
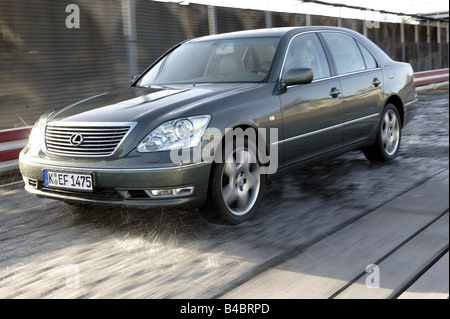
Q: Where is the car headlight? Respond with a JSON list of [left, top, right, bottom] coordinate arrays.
[[27, 117, 46, 149], [137, 115, 211, 152]]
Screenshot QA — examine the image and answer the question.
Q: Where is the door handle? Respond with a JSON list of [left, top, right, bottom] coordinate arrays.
[[329, 87, 341, 98], [372, 78, 382, 87]]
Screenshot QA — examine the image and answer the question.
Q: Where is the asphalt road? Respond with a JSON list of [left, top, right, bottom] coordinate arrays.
[[0, 85, 448, 300]]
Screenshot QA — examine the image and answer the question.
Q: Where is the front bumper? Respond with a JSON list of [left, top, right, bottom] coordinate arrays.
[[19, 147, 211, 208]]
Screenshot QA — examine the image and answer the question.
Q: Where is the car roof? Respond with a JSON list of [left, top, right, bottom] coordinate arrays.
[[186, 26, 358, 43]]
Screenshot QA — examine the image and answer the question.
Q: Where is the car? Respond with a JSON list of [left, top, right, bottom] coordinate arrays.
[[19, 26, 418, 224]]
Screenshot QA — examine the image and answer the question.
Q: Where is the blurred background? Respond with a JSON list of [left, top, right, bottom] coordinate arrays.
[[0, 0, 448, 131]]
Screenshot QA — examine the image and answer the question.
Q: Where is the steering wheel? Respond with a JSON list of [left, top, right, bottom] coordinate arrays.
[[248, 68, 269, 74]]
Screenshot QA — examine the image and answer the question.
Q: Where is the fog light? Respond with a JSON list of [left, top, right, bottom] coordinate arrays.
[[150, 189, 173, 197], [145, 186, 194, 198]]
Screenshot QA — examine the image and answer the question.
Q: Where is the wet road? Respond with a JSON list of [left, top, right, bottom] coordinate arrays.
[[0, 85, 448, 299]]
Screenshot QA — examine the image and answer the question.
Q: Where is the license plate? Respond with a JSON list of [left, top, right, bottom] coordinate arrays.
[[43, 171, 93, 192]]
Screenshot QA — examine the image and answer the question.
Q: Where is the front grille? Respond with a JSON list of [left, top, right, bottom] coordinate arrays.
[[45, 122, 135, 156]]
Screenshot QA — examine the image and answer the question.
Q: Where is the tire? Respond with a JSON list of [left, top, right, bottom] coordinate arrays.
[[199, 138, 265, 224], [363, 103, 402, 162]]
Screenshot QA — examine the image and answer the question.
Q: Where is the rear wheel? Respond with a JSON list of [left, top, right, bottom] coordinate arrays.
[[363, 103, 402, 162], [199, 139, 265, 224]]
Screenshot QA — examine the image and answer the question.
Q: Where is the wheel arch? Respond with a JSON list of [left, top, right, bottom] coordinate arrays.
[[207, 123, 270, 185], [200, 123, 267, 223], [384, 95, 404, 126]]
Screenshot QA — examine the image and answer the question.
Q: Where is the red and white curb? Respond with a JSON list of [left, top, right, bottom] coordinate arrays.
[[0, 127, 31, 173], [414, 68, 449, 87]]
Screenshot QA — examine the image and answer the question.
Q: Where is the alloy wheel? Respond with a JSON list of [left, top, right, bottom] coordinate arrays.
[[381, 110, 400, 156], [220, 148, 261, 216]]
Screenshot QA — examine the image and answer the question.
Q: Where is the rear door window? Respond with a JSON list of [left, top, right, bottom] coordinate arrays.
[[321, 32, 366, 75], [357, 42, 378, 69]]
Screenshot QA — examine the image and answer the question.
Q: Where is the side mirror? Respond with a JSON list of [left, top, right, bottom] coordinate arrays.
[[130, 74, 140, 85], [281, 68, 313, 89]]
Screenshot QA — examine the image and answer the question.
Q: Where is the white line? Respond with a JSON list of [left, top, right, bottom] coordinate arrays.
[[415, 81, 449, 91], [0, 126, 31, 133], [0, 139, 28, 152], [0, 180, 24, 188], [414, 68, 449, 76], [414, 74, 449, 82]]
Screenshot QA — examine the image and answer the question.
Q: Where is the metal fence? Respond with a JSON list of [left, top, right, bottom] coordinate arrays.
[[0, 0, 448, 131]]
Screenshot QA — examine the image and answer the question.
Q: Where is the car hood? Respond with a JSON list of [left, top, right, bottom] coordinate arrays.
[[48, 83, 260, 124]]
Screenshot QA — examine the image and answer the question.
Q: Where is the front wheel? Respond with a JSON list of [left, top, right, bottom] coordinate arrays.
[[199, 139, 265, 224], [363, 104, 402, 162]]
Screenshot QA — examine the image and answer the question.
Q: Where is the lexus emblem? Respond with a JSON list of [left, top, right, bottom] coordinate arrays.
[[69, 133, 84, 146]]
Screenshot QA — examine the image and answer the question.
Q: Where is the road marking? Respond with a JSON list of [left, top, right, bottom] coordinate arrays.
[[0, 180, 24, 188]]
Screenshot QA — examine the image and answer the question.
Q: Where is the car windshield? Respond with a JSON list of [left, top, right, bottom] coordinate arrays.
[[137, 37, 281, 86]]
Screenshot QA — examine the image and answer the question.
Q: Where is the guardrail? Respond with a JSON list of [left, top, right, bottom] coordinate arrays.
[[414, 68, 449, 87], [0, 128, 31, 172], [0, 68, 448, 172]]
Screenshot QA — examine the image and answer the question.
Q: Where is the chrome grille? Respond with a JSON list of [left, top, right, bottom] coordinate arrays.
[[45, 122, 135, 156]]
